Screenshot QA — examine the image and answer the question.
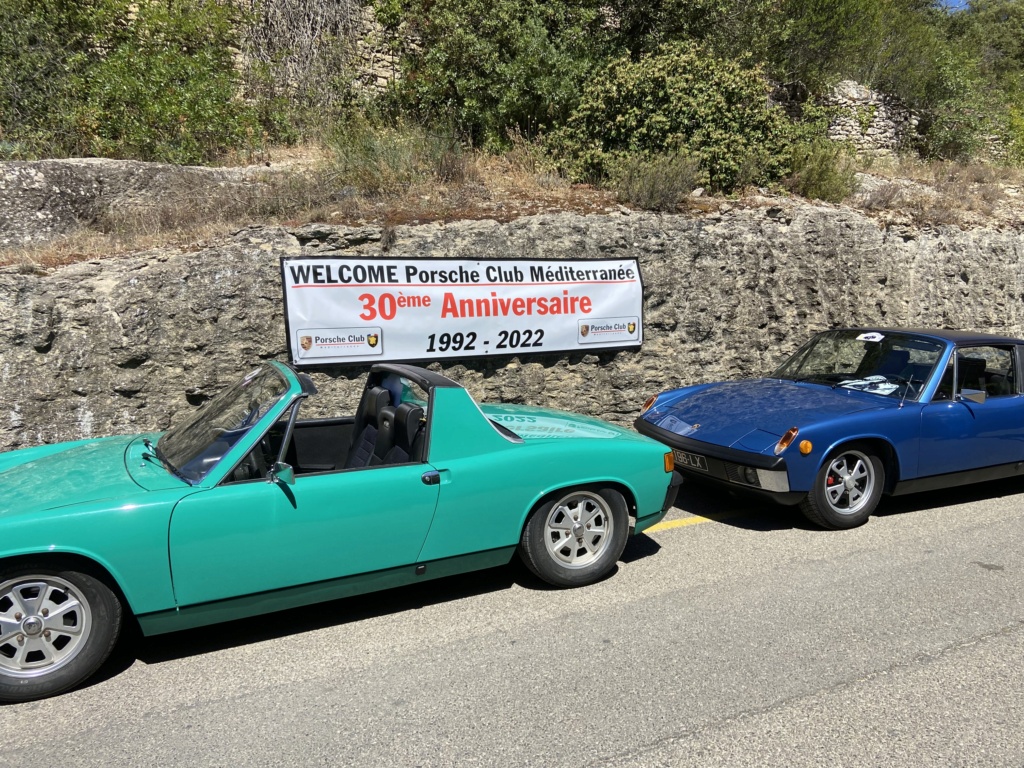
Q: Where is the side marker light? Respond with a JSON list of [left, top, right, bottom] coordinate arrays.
[[799, 440, 813, 455]]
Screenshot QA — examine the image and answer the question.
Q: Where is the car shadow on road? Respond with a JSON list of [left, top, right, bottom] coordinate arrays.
[[874, 474, 1024, 519], [673, 480, 813, 531], [674, 475, 1024, 532], [92, 550, 642, 686]]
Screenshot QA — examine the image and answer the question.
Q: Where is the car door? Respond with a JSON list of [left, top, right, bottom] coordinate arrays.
[[168, 462, 440, 607], [918, 344, 1024, 477]]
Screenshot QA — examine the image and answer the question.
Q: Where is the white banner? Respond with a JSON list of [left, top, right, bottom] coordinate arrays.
[[281, 257, 644, 365]]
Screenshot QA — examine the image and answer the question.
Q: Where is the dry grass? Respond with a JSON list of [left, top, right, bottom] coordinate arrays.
[[0, 139, 621, 270], [852, 154, 1023, 227], [5, 138, 1021, 271]]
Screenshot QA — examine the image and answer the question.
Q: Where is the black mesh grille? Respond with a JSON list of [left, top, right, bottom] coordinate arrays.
[[725, 462, 761, 487]]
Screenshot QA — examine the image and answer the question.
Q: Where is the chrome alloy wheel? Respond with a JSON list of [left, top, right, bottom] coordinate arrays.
[[0, 575, 93, 678], [543, 490, 614, 569], [822, 449, 876, 516]]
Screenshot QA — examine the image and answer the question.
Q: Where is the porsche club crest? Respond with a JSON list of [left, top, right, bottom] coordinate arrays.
[[580, 325, 590, 338], [367, 333, 379, 348], [628, 322, 636, 334], [299, 335, 313, 351]]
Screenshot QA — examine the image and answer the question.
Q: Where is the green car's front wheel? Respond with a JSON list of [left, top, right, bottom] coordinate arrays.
[[0, 563, 122, 703], [519, 487, 629, 587]]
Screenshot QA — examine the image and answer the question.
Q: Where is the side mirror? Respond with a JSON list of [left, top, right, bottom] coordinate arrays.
[[269, 461, 296, 486], [958, 390, 987, 405]]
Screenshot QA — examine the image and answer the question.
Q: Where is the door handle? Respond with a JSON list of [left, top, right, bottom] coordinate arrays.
[[422, 470, 440, 486]]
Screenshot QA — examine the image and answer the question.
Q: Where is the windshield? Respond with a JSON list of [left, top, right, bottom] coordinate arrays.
[[159, 365, 291, 483], [772, 330, 945, 401]]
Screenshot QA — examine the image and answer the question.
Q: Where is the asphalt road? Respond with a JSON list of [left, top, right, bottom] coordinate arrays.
[[3, 479, 1023, 767]]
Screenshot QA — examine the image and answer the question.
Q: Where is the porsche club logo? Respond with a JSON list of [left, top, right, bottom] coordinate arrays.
[[628, 322, 636, 334], [299, 335, 313, 351], [580, 325, 590, 338], [367, 333, 379, 348]]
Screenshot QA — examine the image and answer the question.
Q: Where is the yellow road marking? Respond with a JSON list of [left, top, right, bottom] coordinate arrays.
[[646, 512, 735, 533]]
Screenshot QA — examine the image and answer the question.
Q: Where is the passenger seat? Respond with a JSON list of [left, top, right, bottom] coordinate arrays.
[[344, 386, 391, 468]]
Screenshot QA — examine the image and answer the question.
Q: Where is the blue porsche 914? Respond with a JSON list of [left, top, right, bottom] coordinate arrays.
[[636, 328, 1024, 529]]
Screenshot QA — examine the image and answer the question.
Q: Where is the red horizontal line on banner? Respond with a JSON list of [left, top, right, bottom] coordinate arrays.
[[290, 280, 638, 288]]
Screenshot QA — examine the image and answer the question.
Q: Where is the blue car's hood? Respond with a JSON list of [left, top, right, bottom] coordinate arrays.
[[0, 436, 143, 516], [645, 379, 894, 451]]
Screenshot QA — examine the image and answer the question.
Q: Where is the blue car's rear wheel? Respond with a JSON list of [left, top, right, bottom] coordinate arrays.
[[0, 564, 122, 703], [800, 445, 884, 530], [519, 487, 629, 587]]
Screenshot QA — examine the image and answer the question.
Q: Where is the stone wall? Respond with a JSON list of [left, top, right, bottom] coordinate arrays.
[[824, 81, 919, 156], [2, 204, 1023, 453]]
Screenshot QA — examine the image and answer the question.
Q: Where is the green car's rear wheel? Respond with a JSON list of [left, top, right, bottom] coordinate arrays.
[[519, 487, 629, 587], [0, 564, 122, 703]]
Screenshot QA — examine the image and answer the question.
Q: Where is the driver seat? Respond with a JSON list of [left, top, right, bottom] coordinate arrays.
[[344, 386, 391, 468]]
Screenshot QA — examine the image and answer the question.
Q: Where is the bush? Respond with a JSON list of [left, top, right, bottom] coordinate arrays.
[[0, 0, 93, 158], [784, 138, 858, 202], [612, 154, 703, 211], [238, 0, 363, 142], [0, 0, 261, 163], [374, 0, 607, 149], [327, 118, 456, 195], [549, 41, 793, 192]]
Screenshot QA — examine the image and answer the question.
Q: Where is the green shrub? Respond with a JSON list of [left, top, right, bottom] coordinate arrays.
[[784, 139, 858, 202], [612, 154, 704, 211], [327, 118, 454, 195], [374, 0, 607, 150], [0, 0, 261, 163], [0, 0, 94, 158], [1006, 106, 1024, 167], [549, 41, 793, 192]]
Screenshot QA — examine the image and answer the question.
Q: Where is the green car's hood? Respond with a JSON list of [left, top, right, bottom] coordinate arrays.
[[0, 435, 144, 516], [480, 404, 647, 442]]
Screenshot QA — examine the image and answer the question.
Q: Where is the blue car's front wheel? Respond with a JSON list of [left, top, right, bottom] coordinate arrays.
[[800, 446, 884, 530]]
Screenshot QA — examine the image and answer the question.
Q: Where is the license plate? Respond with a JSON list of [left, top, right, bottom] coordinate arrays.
[[674, 449, 709, 472]]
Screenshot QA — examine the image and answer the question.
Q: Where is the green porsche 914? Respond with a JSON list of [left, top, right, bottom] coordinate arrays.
[[0, 362, 680, 702]]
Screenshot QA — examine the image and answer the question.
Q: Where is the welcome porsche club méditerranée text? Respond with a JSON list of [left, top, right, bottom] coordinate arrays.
[[281, 257, 644, 365]]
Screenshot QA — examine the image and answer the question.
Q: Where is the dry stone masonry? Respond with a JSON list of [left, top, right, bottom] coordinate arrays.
[[824, 80, 920, 156], [2, 199, 1024, 452]]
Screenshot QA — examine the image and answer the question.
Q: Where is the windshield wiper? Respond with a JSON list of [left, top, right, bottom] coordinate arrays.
[[143, 438, 191, 484]]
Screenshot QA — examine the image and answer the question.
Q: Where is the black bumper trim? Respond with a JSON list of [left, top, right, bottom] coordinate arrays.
[[634, 416, 788, 471]]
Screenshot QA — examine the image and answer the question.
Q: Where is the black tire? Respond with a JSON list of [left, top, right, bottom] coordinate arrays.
[[0, 563, 123, 703], [518, 487, 630, 587], [799, 445, 884, 530]]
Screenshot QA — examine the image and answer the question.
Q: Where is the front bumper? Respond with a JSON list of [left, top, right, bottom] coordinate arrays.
[[634, 417, 804, 506]]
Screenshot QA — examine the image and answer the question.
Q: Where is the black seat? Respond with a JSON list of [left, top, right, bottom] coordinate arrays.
[[874, 349, 910, 377], [371, 405, 398, 465], [383, 403, 425, 464], [957, 357, 987, 393], [344, 386, 391, 468]]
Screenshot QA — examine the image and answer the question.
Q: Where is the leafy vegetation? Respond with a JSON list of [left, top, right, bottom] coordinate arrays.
[[1, 0, 1023, 202], [549, 42, 794, 192], [0, 0, 261, 163]]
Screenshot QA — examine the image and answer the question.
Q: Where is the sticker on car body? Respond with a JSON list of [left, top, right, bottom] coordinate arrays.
[[856, 332, 885, 342], [657, 415, 699, 436]]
